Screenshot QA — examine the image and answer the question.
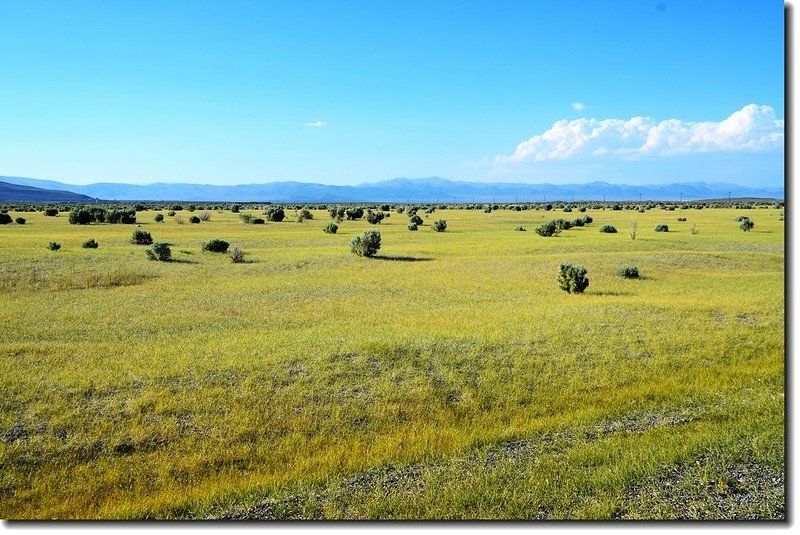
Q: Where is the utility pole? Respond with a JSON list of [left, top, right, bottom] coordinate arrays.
[[680, 193, 683, 202], [639, 193, 642, 203], [728, 192, 731, 203], [603, 194, 606, 203]]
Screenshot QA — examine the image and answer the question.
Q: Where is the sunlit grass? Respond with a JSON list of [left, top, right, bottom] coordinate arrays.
[[0, 205, 784, 518]]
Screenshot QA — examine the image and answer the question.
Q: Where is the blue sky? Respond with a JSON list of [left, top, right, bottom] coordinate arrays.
[[0, 0, 785, 187]]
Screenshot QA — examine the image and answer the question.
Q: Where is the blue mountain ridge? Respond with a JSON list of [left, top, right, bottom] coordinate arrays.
[[0, 175, 784, 203]]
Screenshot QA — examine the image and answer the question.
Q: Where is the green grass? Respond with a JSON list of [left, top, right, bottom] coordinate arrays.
[[0, 205, 784, 519]]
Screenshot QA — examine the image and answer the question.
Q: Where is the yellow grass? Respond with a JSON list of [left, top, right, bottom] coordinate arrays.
[[0, 204, 784, 518]]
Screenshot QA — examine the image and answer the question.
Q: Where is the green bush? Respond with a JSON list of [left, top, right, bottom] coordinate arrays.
[[431, 219, 447, 232], [677, 217, 687, 222], [535, 220, 560, 237], [145, 242, 171, 261], [188, 215, 201, 224], [154, 213, 164, 222], [202, 239, 230, 253], [366, 210, 385, 224], [408, 214, 423, 226], [739, 218, 754, 231], [654, 224, 669, 232], [599, 225, 617, 233], [44, 208, 59, 217], [168, 210, 176, 217], [408, 222, 418, 231], [230, 247, 245, 263], [323, 222, 338, 234], [131, 229, 153, 245], [230, 204, 240, 213], [296, 209, 313, 222], [106, 209, 136, 224], [252, 218, 265, 224], [48, 241, 61, 251], [15, 217, 26, 224], [617, 266, 640, 279], [265, 207, 285, 222], [350, 230, 381, 257], [345, 207, 364, 220], [82, 238, 99, 249], [68, 209, 92, 225], [557, 263, 589, 293], [239, 214, 255, 224], [515, 226, 526, 231], [0, 213, 12, 224]]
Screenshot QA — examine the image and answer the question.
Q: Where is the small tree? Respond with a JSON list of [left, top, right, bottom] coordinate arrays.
[[557, 263, 589, 293], [201, 239, 229, 253], [431, 219, 447, 232], [145, 242, 171, 261], [0, 213, 12, 224], [44, 208, 59, 217], [350, 230, 381, 257], [15, 217, 26, 224], [739, 218, 754, 232], [408, 214, 423, 226], [154, 213, 164, 222], [189, 215, 201, 224], [131, 229, 153, 245], [323, 222, 338, 234], [265, 207, 285, 222]]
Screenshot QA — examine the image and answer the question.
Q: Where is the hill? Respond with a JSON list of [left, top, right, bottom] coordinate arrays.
[[0, 180, 95, 202]]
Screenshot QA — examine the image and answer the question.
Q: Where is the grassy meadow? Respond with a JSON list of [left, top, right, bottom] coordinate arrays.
[[0, 204, 785, 519]]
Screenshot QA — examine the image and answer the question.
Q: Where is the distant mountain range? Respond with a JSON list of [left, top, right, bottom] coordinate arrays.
[[0, 175, 784, 203], [0, 180, 94, 202]]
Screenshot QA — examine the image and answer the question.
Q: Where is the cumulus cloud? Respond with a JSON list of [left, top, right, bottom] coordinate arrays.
[[495, 104, 783, 163], [305, 120, 327, 127], [571, 102, 586, 111]]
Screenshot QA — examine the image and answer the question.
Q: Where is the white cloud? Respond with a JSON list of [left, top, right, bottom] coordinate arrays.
[[305, 120, 327, 127], [571, 102, 586, 111], [495, 104, 784, 163]]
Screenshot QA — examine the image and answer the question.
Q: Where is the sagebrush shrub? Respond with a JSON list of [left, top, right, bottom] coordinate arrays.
[[82, 238, 99, 249], [557, 263, 589, 293], [350, 230, 381, 257], [323, 222, 338, 234], [15, 217, 26, 224], [617, 266, 640, 279], [515, 226, 526, 231], [189, 215, 201, 224], [230, 204, 240, 213], [168, 210, 176, 217], [431, 219, 447, 232], [739, 218, 754, 231], [296, 209, 313, 222], [345, 207, 364, 220], [265, 207, 285, 222], [366, 210, 385, 224], [408, 222, 418, 231], [48, 241, 61, 251], [202, 239, 229, 252], [131, 229, 153, 245], [44, 208, 59, 216], [145, 242, 171, 261], [106, 209, 136, 224], [199, 211, 212, 221], [230, 247, 245, 263], [252, 218, 265, 224], [68, 209, 93, 225], [535, 220, 560, 237], [677, 217, 687, 222], [654, 224, 669, 232], [154, 213, 164, 222], [599, 225, 617, 233], [408, 214, 423, 226]]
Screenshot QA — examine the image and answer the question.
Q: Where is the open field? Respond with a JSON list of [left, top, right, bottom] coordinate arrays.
[[0, 204, 785, 519]]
